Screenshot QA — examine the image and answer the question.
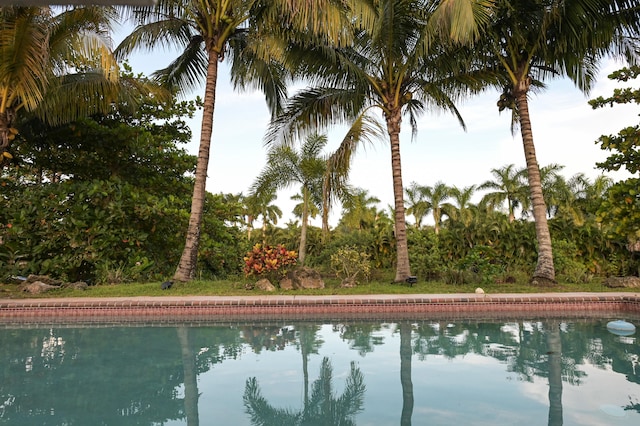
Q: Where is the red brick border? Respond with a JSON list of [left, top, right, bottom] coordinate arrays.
[[1, 292, 639, 324]]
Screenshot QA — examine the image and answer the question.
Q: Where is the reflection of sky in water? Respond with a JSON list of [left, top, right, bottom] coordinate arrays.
[[167, 321, 640, 426], [2, 320, 638, 425]]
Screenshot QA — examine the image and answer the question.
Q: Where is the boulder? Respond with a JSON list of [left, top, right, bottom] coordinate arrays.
[[255, 278, 276, 292], [65, 281, 89, 290], [340, 276, 357, 288], [279, 277, 294, 290], [284, 267, 325, 290], [21, 281, 60, 294], [603, 276, 640, 288], [26, 274, 62, 286]]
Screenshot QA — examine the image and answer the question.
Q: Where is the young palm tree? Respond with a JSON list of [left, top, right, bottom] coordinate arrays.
[[0, 6, 122, 165], [539, 163, 569, 218], [478, 0, 640, 284], [338, 188, 381, 232], [418, 181, 452, 235], [479, 164, 529, 223], [242, 189, 281, 244], [444, 184, 477, 227], [266, 0, 496, 282], [117, 0, 359, 281], [251, 133, 328, 265], [405, 181, 431, 228]]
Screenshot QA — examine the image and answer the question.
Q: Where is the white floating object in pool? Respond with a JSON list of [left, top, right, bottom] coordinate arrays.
[[606, 320, 636, 336]]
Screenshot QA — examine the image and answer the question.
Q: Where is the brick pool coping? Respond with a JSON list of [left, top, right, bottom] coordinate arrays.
[[1, 292, 639, 324]]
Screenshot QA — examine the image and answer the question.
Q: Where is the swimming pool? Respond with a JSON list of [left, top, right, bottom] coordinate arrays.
[[1, 315, 638, 425]]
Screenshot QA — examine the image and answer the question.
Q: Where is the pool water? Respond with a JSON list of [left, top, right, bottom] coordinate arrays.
[[1, 317, 638, 425]]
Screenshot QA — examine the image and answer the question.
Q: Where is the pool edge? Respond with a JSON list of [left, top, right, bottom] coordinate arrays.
[[1, 292, 639, 323]]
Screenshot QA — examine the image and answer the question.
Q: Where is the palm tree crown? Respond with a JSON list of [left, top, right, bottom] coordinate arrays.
[[267, 0, 495, 281], [0, 6, 121, 165]]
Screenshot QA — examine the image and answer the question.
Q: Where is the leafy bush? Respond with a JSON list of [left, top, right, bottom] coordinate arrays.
[[243, 244, 298, 282], [407, 228, 447, 280], [552, 239, 592, 283], [453, 245, 504, 285], [330, 246, 371, 285]]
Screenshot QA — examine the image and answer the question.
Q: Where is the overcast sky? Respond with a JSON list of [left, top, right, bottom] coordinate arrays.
[[122, 33, 638, 227]]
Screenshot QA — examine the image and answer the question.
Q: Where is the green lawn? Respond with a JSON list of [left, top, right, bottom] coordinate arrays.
[[0, 276, 623, 299]]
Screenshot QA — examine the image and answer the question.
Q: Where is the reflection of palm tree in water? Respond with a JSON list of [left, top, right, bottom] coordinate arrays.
[[546, 321, 563, 426], [243, 357, 365, 425], [177, 327, 200, 426], [399, 322, 414, 426]]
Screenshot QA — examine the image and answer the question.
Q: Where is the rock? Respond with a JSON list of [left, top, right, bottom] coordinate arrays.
[[284, 267, 325, 290], [603, 276, 640, 288], [475, 287, 485, 294], [21, 281, 60, 294], [65, 281, 88, 290], [255, 278, 276, 292], [279, 277, 294, 290], [25, 274, 62, 286], [340, 276, 357, 288]]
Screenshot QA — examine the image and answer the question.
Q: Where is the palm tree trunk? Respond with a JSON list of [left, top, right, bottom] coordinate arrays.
[[261, 218, 267, 246], [0, 109, 15, 167], [321, 175, 331, 242], [515, 87, 556, 284], [174, 48, 220, 281], [299, 187, 309, 265], [246, 216, 254, 240], [386, 109, 412, 282]]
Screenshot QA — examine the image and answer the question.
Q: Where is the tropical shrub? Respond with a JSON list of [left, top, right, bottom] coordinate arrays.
[[408, 227, 447, 281], [330, 246, 371, 285], [552, 239, 592, 283], [453, 245, 504, 285], [243, 244, 298, 282]]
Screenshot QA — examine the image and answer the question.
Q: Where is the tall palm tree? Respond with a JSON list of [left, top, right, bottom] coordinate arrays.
[[266, 0, 496, 282], [251, 133, 328, 265], [479, 164, 528, 223], [478, 0, 640, 284], [117, 0, 358, 281], [0, 6, 123, 166]]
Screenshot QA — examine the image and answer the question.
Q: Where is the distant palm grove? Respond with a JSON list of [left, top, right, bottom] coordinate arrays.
[[1, 1, 639, 286]]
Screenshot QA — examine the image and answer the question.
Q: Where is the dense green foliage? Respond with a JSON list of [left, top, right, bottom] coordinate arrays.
[[0, 3, 638, 288], [590, 66, 640, 250], [0, 84, 248, 283]]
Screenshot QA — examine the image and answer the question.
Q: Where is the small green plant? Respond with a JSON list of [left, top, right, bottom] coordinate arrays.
[[243, 244, 298, 283], [455, 245, 504, 285], [94, 257, 154, 284], [330, 246, 371, 286]]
